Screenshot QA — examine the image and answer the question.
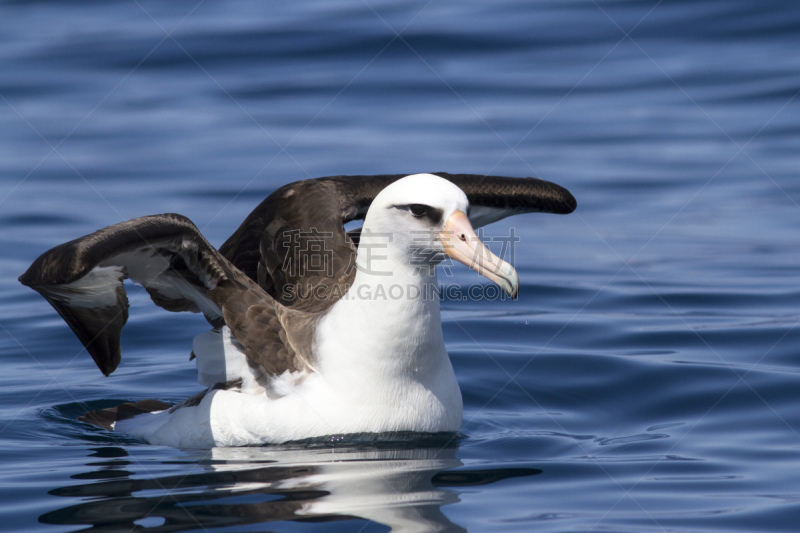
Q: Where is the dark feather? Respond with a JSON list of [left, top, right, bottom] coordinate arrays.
[[21, 174, 576, 377], [219, 173, 576, 311]]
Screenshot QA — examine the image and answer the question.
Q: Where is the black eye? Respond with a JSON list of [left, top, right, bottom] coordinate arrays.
[[408, 204, 428, 217]]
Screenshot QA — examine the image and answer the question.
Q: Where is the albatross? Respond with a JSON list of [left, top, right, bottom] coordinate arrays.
[[20, 172, 576, 447]]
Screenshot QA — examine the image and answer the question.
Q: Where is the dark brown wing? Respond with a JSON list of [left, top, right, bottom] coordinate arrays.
[[207, 274, 317, 376], [18, 214, 311, 377], [20, 173, 575, 376], [219, 173, 576, 312]]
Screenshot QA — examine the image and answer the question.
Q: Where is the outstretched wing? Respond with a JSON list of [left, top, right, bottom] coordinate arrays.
[[20, 173, 576, 376], [18, 214, 310, 377], [219, 172, 577, 311]]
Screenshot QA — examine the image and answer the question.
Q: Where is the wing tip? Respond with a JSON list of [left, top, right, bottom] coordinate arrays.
[[18, 271, 119, 377], [91, 347, 120, 377], [517, 176, 577, 215], [555, 185, 578, 214], [19, 257, 50, 288], [18, 237, 85, 288]]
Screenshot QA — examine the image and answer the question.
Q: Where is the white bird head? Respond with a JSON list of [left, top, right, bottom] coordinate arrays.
[[361, 173, 519, 297]]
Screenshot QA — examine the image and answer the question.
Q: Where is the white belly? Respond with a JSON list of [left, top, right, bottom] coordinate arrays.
[[115, 327, 462, 447]]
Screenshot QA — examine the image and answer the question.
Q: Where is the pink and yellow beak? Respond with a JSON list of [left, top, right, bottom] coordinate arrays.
[[439, 210, 519, 298]]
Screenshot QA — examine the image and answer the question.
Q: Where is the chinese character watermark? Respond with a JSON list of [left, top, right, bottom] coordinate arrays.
[[281, 228, 335, 277]]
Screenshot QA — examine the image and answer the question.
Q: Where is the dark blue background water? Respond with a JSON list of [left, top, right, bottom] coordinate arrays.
[[2, 1, 799, 531]]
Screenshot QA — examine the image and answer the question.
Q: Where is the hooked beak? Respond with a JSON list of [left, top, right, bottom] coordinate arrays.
[[439, 210, 519, 298]]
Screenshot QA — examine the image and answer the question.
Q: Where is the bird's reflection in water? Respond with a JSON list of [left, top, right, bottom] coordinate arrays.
[[40, 436, 541, 532]]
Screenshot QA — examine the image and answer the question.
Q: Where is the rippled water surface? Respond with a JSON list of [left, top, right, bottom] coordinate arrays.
[[2, 1, 800, 531]]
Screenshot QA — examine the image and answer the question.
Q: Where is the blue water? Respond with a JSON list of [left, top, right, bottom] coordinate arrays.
[[2, 0, 799, 531]]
